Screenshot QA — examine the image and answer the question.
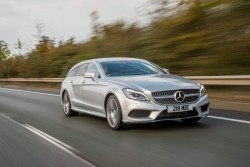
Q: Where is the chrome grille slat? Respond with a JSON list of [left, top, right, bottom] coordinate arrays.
[[152, 89, 200, 104]]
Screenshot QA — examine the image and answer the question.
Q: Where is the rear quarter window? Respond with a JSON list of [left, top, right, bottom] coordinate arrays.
[[75, 64, 88, 76], [66, 67, 78, 77]]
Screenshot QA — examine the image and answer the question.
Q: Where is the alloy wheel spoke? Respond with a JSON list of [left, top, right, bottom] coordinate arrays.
[[63, 94, 70, 114], [108, 99, 118, 127]]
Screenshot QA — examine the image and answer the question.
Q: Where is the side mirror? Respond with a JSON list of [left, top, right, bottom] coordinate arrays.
[[163, 68, 169, 73], [84, 72, 96, 80]]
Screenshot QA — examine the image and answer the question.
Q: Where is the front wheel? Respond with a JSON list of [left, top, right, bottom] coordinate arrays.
[[106, 95, 125, 130], [62, 91, 78, 116], [182, 117, 201, 123]]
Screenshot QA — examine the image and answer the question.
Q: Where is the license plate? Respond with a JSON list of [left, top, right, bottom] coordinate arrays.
[[167, 105, 193, 113]]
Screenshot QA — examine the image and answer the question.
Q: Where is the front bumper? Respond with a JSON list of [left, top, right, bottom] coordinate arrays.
[[120, 94, 209, 123]]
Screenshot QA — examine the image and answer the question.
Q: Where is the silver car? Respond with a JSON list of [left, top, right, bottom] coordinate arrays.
[[60, 58, 209, 130]]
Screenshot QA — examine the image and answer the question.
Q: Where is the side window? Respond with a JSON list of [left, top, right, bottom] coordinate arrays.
[[85, 63, 100, 78], [66, 67, 78, 78], [75, 64, 87, 76]]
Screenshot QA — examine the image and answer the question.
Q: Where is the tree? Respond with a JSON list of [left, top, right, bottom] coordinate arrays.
[[34, 23, 44, 40], [90, 11, 102, 38], [0, 41, 10, 61], [35, 35, 55, 53], [14, 38, 24, 55], [66, 37, 75, 45]]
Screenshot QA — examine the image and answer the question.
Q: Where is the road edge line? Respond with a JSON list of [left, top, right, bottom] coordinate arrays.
[[0, 87, 59, 96], [208, 115, 250, 124]]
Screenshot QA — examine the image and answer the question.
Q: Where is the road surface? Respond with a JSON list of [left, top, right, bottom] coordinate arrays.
[[0, 87, 249, 167]]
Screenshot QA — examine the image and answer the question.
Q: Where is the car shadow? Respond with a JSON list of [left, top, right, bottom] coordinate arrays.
[[126, 120, 208, 131], [76, 113, 209, 132]]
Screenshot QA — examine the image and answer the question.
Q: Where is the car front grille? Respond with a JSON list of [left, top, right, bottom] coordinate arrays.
[[157, 109, 198, 120], [152, 89, 200, 104], [152, 89, 199, 97]]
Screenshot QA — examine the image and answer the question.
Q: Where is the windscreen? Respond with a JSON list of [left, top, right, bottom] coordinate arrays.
[[100, 60, 165, 77]]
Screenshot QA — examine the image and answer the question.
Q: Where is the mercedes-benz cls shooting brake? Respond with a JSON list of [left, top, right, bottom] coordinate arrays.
[[60, 58, 209, 130]]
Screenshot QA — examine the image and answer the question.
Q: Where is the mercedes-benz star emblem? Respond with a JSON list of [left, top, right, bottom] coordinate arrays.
[[174, 91, 185, 102]]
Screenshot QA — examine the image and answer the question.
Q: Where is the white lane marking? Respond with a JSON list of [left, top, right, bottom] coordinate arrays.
[[0, 113, 95, 167], [24, 124, 77, 152], [208, 115, 250, 124], [1, 87, 250, 125], [0, 87, 59, 96], [23, 124, 95, 167]]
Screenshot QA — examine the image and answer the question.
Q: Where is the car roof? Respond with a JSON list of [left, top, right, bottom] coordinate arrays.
[[69, 57, 144, 72], [93, 57, 142, 63]]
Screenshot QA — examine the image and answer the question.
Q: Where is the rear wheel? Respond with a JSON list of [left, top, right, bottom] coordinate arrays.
[[182, 117, 201, 123], [62, 91, 78, 116], [106, 95, 125, 130]]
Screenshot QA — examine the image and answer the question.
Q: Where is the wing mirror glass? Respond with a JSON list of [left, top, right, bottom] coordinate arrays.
[[84, 72, 96, 80]]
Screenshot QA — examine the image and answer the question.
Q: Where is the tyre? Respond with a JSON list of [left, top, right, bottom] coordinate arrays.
[[182, 117, 201, 123], [106, 95, 125, 130], [62, 91, 79, 116]]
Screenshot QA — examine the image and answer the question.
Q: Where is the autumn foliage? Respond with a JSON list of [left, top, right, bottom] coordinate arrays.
[[0, 0, 250, 78]]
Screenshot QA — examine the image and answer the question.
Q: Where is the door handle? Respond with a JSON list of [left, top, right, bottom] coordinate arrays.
[[82, 79, 85, 83], [70, 80, 73, 84]]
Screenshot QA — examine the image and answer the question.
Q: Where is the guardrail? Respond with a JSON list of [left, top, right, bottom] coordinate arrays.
[[0, 75, 250, 86], [185, 75, 250, 86], [0, 78, 64, 83]]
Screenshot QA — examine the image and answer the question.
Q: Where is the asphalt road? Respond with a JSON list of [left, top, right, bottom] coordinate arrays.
[[0, 87, 250, 167]]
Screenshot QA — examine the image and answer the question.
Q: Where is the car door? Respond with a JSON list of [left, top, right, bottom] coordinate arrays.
[[70, 64, 88, 108], [81, 63, 103, 113]]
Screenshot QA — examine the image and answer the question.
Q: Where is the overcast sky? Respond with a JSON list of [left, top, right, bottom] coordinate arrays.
[[0, 0, 146, 53]]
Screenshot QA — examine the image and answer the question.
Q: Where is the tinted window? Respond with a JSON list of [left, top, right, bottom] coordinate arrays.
[[76, 64, 87, 76], [66, 67, 78, 77], [85, 63, 100, 78], [100, 60, 165, 77]]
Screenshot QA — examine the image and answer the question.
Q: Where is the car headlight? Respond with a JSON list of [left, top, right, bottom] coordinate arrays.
[[122, 88, 149, 101], [200, 85, 207, 97]]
